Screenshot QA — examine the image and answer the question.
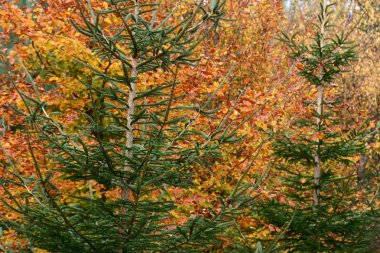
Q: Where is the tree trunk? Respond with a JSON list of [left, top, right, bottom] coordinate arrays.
[[119, 2, 139, 252], [356, 155, 368, 185], [314, 85, 323, 211], [313, 0, 327, 211]]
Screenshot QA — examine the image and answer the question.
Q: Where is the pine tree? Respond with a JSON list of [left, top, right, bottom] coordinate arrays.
[[0, 1, 254, 252], [258, 1, 378, 252]]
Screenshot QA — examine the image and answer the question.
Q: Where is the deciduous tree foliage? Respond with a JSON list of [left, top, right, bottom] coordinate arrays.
[[0, 0, 378, 252], [0, 0, 259, 252], [256, 1, 379, 252]]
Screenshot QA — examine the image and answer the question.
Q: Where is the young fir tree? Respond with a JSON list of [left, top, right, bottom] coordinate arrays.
[[258, 1, 378, 252], [0, 1, 255, 252]]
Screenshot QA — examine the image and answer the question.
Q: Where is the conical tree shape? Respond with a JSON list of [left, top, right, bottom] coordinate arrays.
[[0, 1, 257, 252], [258, 1, 378, 252]]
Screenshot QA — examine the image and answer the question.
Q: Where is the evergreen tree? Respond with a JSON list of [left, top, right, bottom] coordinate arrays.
[[0, 1, 254, 252], [258, 1, 379, 252]]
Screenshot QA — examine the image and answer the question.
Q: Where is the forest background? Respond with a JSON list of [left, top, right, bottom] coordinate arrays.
[[0, 0, 379, 252]]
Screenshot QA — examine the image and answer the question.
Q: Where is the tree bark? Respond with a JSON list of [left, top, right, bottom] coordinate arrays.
[[356, 155, 368, 185], [314, 85, 323, 210], [119, 2, 139, 252], [313, 0, 327, 212]]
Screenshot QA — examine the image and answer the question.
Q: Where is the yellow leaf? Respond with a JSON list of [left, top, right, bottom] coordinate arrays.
[[49, 76, 59, 82], [255, 120, 267, 130], [104, 17, 112, 25]]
